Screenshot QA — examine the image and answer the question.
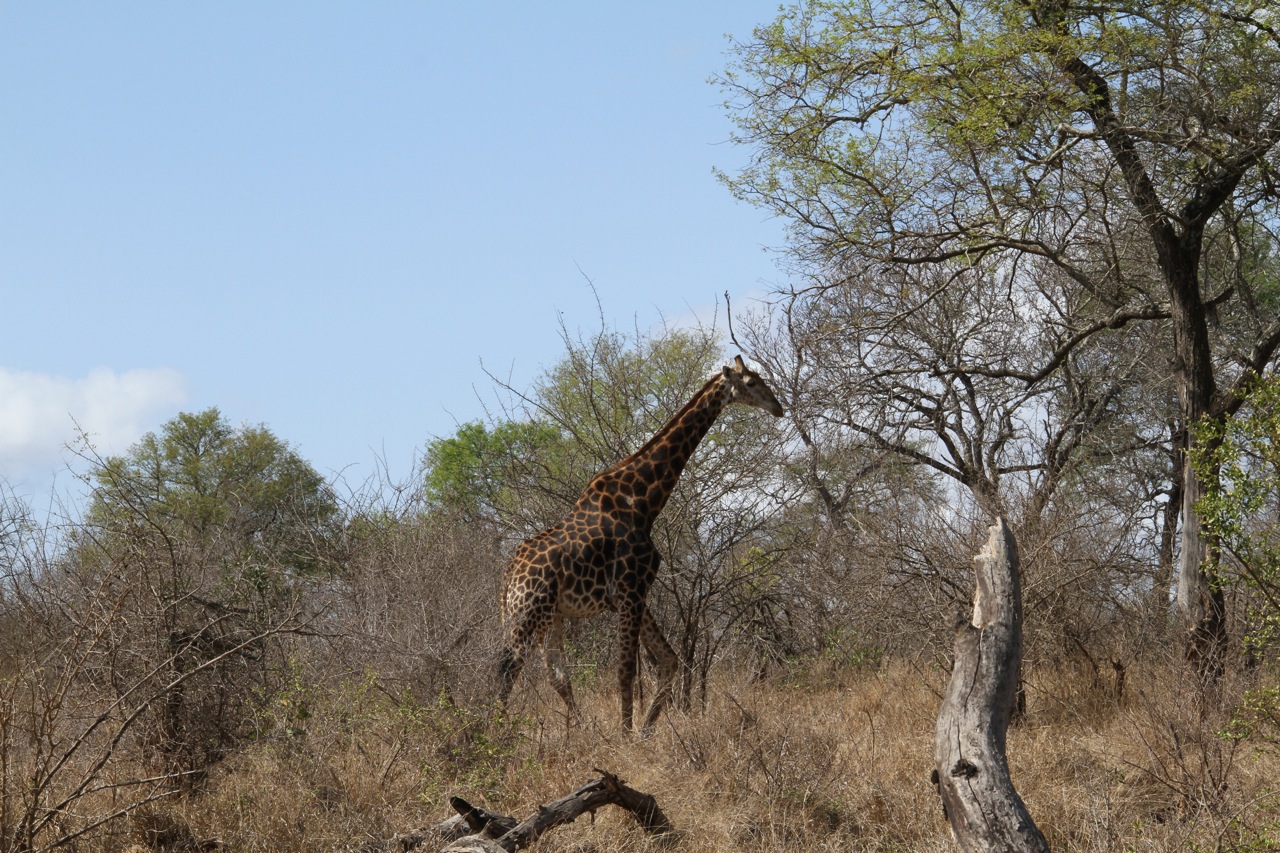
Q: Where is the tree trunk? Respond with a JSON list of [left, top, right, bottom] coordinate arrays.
[[1177, 446, 1228, 683], [1169, 268, 1227, 679], [1165, 234, 1229, 681], [933, 518, 1049, 852]]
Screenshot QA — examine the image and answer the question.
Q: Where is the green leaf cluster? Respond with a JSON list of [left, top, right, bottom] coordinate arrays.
[[1193, 375, 1280, 653], [423, 419, 566, 520], [534, 326, 726, 457], [85, 407, 340, 576], [720, 0, 1280, 262]]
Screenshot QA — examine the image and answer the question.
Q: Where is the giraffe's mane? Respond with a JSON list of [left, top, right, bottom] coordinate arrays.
[[605, 372, 724, 473]]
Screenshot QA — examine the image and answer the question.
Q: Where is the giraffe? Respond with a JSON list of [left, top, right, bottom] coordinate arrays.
[[496, 355, 784, 732]]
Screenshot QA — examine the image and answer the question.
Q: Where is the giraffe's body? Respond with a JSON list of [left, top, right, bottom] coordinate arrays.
[[497, 356, 784, 731]]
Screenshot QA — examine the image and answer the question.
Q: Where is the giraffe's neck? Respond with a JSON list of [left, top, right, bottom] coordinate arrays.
[[585, 374, 730, 525]]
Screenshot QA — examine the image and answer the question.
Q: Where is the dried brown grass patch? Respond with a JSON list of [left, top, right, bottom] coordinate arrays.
[[104, 660, 1280, 852]]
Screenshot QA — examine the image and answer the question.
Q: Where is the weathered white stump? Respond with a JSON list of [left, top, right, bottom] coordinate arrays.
[[933, 517, 1050, 852]]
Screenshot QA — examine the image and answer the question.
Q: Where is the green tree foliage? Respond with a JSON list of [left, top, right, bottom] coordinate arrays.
[[1194, 375, 1280, 655], [424, 419, 566, 521], [535, 326, 727, 460], [721, 0, 1280, 274], [423, 324, 775, 534], [86, 408, 339, 575], [1194, 373, 1280, 744], [73, 408, 340, 784]]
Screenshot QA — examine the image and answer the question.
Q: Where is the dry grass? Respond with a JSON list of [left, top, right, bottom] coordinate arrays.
[[95, 658, 1280, 852]]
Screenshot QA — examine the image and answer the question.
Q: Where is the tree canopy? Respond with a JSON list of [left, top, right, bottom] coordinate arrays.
[[86, 408, 339, 575], [721, 0, 1280, 672], [423, 419, 566, 521]]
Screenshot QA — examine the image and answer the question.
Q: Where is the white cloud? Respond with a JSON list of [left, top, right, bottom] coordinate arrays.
[[0, 367, 186, 479]]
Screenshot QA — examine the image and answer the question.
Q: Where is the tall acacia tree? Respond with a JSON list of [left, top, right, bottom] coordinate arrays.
[[76, 408, 340, 782], [721, 0, 1280, 674]]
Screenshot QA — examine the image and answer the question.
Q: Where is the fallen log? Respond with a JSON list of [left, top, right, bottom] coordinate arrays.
[[933, 517, 1050, 852], [408, 770, 674, 853]]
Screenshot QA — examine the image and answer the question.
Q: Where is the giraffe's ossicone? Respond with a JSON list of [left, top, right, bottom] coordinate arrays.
[[496, 356, 784, 732]]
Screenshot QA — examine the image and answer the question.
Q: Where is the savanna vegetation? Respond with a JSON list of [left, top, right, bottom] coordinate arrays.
[[6, 0, 1280, 850]]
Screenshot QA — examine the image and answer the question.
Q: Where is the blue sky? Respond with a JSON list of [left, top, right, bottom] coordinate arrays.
[[0, 3, 789, 503]]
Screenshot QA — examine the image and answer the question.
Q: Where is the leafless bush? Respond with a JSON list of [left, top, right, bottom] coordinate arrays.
[[0, 498, 311, 850], [311, 472, 506, 706], [0, 437, 347, 849]]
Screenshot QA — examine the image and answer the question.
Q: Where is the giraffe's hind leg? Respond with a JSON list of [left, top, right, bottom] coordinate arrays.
[[543, 614, 578, 720], [497, 630, 533, 709], [639, 607, 679, 732], [497, 592, 555, 710]]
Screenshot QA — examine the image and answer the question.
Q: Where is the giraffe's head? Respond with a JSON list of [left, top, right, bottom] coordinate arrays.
[[722, 355, 784, 417]]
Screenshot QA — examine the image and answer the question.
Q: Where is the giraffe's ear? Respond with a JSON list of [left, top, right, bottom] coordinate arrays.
[[734, 355, 746, 372], [722, 365, 733, 378]]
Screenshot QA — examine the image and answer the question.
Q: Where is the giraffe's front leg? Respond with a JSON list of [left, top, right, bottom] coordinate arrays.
[[616, 600, 644, 733]]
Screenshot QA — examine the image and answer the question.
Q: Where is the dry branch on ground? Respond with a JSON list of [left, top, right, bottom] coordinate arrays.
[[384, 770, 674, 853]]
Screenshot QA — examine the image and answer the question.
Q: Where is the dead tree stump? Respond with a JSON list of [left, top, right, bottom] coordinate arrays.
[[933, 518, 1050, 852]]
